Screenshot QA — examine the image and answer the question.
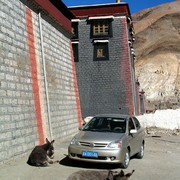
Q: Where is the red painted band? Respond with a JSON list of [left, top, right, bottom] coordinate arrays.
[[70, 4, 129, 18], [70, 42, 82, 127], [26, 8, 44, 144], [121, 18, 134, 115]]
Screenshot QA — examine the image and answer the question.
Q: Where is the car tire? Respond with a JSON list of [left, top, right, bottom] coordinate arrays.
[[136, 143, 144, 159], [120, 149, 130, 169]]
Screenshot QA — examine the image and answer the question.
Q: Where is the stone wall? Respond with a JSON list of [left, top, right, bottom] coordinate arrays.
[[0, 0, 81, 164], [75, 16, 135, 118]]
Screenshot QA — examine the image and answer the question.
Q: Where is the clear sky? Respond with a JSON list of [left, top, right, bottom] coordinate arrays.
[[62, 0, 176, 14]]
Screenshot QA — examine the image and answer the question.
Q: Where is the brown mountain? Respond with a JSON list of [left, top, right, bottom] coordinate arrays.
[[132, 1, 180, 110]]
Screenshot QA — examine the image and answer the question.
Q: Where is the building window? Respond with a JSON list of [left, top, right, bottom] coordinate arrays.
[[72, 22, 78, 39], [91, 20, 112, 38], [94, 20, 109, 35], [93, 42, 109, 61], [72, 43, 79, 62]]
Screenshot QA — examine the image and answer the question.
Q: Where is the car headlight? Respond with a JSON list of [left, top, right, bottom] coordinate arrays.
[[70, 138, 80, 145], [108, 141, 122, 149]]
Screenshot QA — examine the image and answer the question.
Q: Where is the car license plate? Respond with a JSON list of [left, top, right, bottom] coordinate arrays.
[[82, 151, 98, 158]]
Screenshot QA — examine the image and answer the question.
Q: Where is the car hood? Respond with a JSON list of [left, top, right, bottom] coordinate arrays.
[[74, 131, 125, 143]]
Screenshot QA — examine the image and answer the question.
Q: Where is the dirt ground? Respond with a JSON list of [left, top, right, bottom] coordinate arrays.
[[0, 131, 180, 180]]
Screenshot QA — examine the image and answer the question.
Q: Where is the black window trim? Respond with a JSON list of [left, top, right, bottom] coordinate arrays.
[[71, 20, 79, 40], [89, 16, 114, 39], [72, 42, 79, 62], [93, 41, 109, 61]]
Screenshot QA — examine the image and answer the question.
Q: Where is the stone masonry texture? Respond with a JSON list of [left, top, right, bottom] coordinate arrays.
[[0, 0, 81, 164], [75, 17, 135, 118]]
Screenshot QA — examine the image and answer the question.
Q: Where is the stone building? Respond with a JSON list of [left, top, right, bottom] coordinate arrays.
[[0, 0, 82, 164], [0, 0, 145, 164], [69, 2, 144, 118]]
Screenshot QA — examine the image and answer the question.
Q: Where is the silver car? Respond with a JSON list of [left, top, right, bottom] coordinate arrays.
[[68, 114, 145, 168]]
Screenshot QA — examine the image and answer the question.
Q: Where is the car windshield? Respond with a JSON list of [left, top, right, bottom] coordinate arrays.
[[83, 117, 126, 133]]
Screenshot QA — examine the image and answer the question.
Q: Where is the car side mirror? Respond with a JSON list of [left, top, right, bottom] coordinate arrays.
[[78, 123, 86, 130], [130, 129, 137, 134]]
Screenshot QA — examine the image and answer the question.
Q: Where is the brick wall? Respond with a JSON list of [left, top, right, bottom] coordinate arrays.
[[0, 0, 81, 164], [75, 16, 135, 118]]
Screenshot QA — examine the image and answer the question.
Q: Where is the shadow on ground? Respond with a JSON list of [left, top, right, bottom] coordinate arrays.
[[59, 156, 121, 170]]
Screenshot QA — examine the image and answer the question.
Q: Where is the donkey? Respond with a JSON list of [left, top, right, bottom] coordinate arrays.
[[106, 169, 135, 180], [66, 169, 135, 180], [27, 138, 59, 167]]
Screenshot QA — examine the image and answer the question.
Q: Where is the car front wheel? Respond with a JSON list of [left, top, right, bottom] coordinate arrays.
[[120, 149, 130, 169]]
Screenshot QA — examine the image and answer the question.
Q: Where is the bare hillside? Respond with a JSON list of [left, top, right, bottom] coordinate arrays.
[[132, 1, 180, 110]]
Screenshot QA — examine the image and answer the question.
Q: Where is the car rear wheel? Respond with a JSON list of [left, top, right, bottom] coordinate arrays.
[[120, 149, 130, 169], [136, 143, 144, 159]]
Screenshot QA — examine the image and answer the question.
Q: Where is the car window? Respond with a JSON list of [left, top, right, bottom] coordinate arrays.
[[132, 117, 141, 130], [111, 119, 126, 133], [128, 118, 135, 132], [83, 117, 109, 131], [83, 117, 126, 133]]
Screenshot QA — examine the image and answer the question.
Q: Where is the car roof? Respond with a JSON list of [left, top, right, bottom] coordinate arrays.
[[93, 114, 130, 119]]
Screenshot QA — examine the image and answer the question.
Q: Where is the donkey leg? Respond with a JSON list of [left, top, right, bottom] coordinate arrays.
[[47, 156, 59, 164]]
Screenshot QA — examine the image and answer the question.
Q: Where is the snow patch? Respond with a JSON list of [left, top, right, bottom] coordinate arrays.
[[136, 109, 180, 130]]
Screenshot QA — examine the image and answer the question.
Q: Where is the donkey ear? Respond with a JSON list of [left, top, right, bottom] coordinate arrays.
[[46, 138, 50, 143], [51, 140, 55, 144], [125, 170, 135, 178], [119, 170, 125, 177]]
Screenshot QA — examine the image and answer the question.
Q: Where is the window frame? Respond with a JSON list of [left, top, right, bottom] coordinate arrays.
[[72, 43, 79, 62], [71, 22, 79, 39], [93, 42, 109, 61], [90, 19, 113, 38]]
